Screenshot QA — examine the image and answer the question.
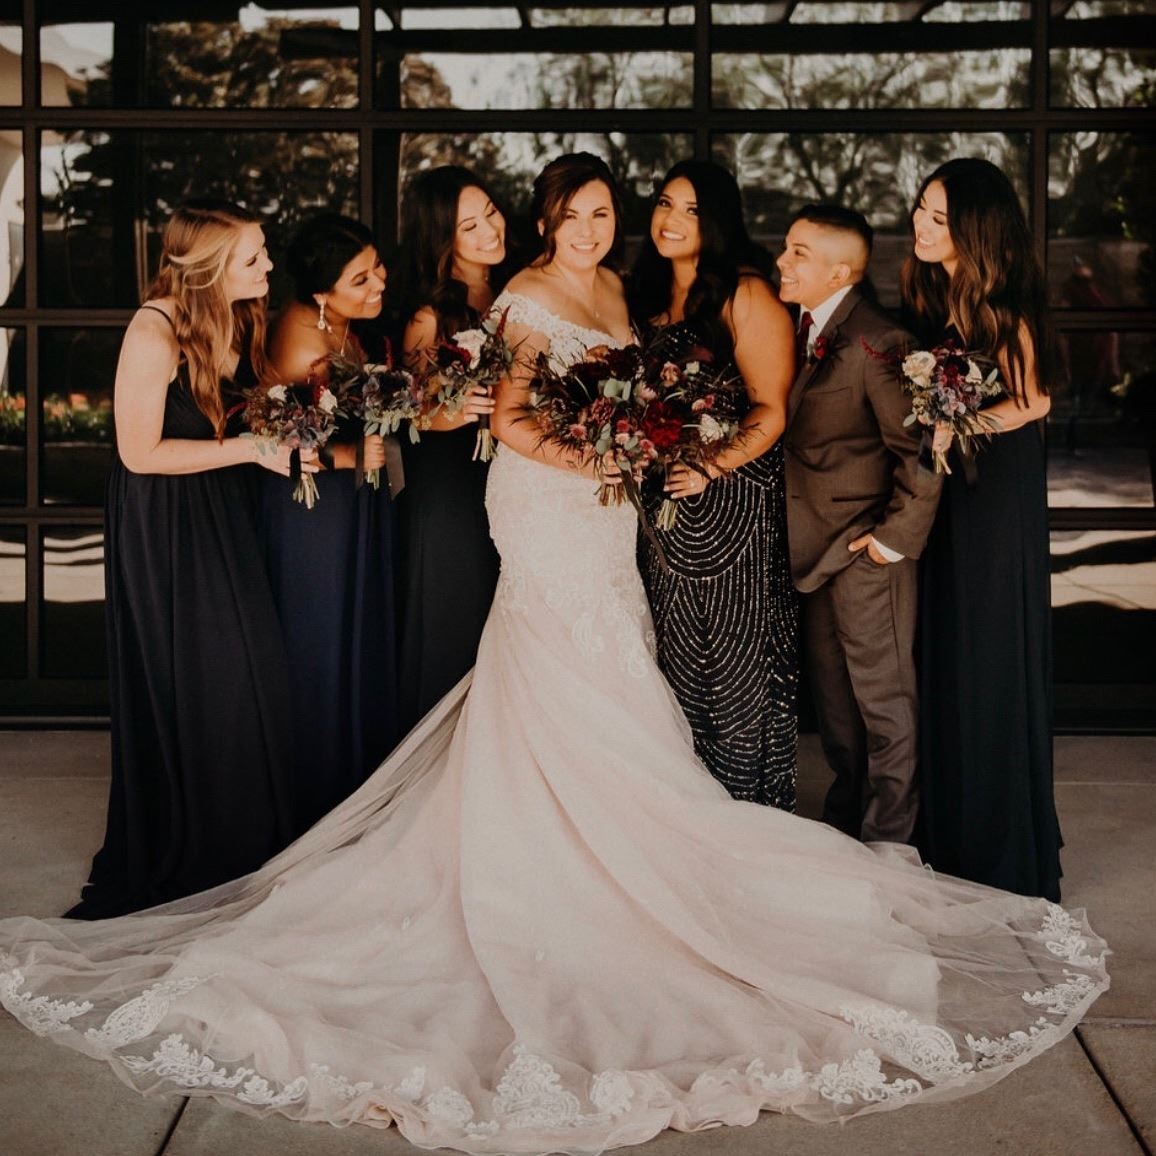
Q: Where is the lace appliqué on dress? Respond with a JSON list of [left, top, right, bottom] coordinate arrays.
[[85, 975, 208, 1048], [839, 1005, 974, 1081], [0, 965, 92, 1036], [1040, 903, 1107, 969], [121, 1033, 309, 1107]]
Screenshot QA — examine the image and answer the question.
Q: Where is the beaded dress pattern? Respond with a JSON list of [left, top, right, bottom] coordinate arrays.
[[639, 321, 799, 808]]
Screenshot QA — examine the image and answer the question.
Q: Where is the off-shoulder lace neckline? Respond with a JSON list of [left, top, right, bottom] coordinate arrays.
[[494, 290, 628, 349]]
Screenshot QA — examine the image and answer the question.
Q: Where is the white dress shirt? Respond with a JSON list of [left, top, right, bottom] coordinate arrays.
[[799, 285, 854, 357]]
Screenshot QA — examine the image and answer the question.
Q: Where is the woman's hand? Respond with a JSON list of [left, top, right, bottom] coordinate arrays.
[[599, 451, 625, 486], [459, 386, 497, 424], [363, 434, 386, 472], [252, 444, 319, 478], [664, 462, 715, 499], [931, 421, 954, 456]]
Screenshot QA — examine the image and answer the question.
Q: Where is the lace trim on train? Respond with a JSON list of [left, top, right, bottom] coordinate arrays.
[[0, 903, 1108, 1133]]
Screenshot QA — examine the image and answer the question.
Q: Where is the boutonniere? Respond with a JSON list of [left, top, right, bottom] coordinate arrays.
[[808, 329, 843, 365]]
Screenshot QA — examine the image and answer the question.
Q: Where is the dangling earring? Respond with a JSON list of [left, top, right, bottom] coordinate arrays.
[[317, 298, 331, 332]]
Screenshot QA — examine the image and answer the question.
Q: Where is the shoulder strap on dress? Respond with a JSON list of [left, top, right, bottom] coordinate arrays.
[[139, 303, 176, 330]]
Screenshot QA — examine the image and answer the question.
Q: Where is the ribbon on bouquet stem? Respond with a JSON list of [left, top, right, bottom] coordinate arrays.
[[919, 428, 978, 485], [617, 470, 670, 573], [289, 446, 302, 487]]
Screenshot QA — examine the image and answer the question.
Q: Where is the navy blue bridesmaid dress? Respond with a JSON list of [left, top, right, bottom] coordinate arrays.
[[259, 429, 399, 836], [71, 365, 296, 918]]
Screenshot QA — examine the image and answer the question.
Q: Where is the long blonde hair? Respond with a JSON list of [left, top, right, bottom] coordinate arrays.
[[146, 199, 272, 437]]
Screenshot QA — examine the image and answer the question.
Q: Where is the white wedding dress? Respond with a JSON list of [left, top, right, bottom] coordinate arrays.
[[0, 294, 1108, 1155]]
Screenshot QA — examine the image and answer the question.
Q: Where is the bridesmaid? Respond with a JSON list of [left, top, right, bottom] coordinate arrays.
[[388, 166, 506, 734], [628, 160, 799, 808], [262, 213, 398, 834], [70, 199, 307, 918], [902, 157, 1061, 900]]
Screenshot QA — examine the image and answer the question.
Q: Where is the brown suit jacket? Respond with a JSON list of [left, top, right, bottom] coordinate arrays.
[[784, 287, 942, 594]]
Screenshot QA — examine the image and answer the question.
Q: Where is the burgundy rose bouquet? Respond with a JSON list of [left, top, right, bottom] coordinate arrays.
[[635, 345, 747, 529], [318, 346, 425, 490], [522, 343, 656, 507], [895, 341, 1004, 474], [238, 380, 340, 508], [430, 307, 515, 463], [522, 341, 747, 559]]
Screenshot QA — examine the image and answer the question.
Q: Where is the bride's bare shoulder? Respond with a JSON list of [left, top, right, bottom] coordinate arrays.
[[504, 267, 557, 305], [597, 267, 625, 293]]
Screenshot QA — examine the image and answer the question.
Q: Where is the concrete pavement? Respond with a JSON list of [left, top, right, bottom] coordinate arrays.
[[1, 731, 1152, 1156]]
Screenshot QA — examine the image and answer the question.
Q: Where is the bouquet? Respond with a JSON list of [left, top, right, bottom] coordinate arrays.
[[239, 380, 340, 508], [634, 342, 746, 529], [318, 346, 425, 490], [429, 307, 515, 462], [890, 341, 1004, 474], [522, 342, 747, 562], [522, 343, 654, 507]]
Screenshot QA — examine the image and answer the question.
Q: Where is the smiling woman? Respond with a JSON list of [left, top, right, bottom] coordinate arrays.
[[389, 166, 510, 736], [70, 199, 304, 919], [627, 159, 799, 809], [259, 213, 401, 835]]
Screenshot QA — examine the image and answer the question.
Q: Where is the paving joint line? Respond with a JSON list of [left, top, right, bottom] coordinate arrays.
[[1074, 1025, 1152, 1155], [154, 1096, 189, 1156]]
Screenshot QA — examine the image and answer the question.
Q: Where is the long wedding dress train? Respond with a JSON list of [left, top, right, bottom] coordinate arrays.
[[0, 295, 1108, 1155]]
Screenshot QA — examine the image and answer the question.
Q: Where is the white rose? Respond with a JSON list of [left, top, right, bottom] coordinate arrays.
[[903, 350, 938, 383], [452, 327, 487, 367], [699, 414, 725, 443], [318, 388, 338, 414], [266, 384, 287, 402], [965, 359, 983, 384]]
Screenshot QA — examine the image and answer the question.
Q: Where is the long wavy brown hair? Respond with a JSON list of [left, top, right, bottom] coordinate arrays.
[[900, 158, 1054, 404], [146, 199, 271, 437], [388, 166, 515, 343]]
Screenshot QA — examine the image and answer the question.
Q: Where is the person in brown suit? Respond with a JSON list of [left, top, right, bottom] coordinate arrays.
[[778, 204, 941, 843]]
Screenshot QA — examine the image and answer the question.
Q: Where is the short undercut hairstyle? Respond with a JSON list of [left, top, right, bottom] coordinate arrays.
[[791, 203, 874, 257]]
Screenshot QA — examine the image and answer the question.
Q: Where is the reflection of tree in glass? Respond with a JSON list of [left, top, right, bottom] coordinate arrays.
[[147, 19, 357, 109], [42, 20, 361, 306], [530, 51, 691, 110], [713, 131, 1027, 236], [715, 49, 1029, 112], [401, 50, 688, 242], [1049, 127, 1155, 308]]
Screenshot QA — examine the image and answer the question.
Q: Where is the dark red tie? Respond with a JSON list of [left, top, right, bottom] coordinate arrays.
[[797, 311, 814, 362]]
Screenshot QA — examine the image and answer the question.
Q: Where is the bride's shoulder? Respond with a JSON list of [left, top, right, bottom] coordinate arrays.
[[495, 272, 566, 332], [596, 267, 625, 293]]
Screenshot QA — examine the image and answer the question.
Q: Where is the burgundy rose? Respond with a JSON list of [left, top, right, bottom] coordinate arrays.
[[640, 401, 683, 451], [436, 343, 472, 371], [600, 346, 641, 379], [570, 360, 613, 389]]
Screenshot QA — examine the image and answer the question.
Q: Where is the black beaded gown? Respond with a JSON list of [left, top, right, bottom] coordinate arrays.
[[638, 323, 799, 808], [259, 423, 399, 836], [394, 425, 500, 736], [917, 397, 1061, 901], [71, 359, 296, 919]]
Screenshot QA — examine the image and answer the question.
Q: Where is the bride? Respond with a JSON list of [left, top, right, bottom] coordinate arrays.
[[0, 154, 1108, 1156]]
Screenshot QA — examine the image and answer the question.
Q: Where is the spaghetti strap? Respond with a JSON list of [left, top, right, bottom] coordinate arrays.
[[140, 303, 176, 329]]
